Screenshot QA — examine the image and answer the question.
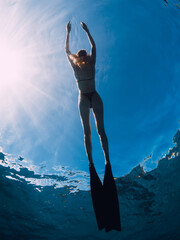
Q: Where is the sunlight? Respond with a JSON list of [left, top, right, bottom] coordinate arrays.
[[0, 0, 73, 164], [0, 39, 24, 89], [0, 1, 55, 129]]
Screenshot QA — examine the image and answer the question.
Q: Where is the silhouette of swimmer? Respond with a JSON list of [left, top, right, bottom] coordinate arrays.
[[65, 21, 121, 232]]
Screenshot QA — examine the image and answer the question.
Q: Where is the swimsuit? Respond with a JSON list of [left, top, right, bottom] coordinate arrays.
[[70, 57, 96, 107], [73, 60, 95, 94], [80, 91, 96, 108]]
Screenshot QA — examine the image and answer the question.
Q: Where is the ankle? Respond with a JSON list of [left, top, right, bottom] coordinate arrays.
[[89, 160, 94, 168], [105, 159, 110, 165]]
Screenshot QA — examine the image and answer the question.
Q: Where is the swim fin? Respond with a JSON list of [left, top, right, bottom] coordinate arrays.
[[103, 163, 121, 232], [89, 163, 106, 230]]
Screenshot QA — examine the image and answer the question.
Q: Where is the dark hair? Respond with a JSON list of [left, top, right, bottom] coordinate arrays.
[[77, 49, 87, 57]]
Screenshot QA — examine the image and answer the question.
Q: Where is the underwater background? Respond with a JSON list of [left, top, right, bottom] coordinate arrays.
[[1, 130, 180, 239], [0, 0, 180, 239]]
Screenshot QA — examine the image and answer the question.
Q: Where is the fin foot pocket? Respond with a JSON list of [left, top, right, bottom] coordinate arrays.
[[103, 163, 121, 232], [89, 164, 106, 230]]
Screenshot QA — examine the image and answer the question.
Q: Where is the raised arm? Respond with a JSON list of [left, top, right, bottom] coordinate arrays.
[[81, 22, 96, 63], [65, 21, 75, 65], [65, 22, 72, 56]]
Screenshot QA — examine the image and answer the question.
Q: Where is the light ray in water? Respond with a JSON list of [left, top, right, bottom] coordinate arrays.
[[0, 1, 70, 138]]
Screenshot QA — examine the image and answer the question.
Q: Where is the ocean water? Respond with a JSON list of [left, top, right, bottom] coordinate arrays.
[[0, 0, 180, 239], [0, 153, 92, 240], [1, 129, 180, 240]]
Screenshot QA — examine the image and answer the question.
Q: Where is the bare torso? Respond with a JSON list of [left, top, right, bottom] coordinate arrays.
[[72, 60, 96, 93]]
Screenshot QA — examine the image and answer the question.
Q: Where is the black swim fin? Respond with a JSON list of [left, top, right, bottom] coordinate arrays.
[[89, 163, 106, 230], [103, 163, 121, 232]]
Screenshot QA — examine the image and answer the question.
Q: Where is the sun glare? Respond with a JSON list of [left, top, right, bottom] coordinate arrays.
[[0, 40, 24, 89], [0, 1, 67, 138]]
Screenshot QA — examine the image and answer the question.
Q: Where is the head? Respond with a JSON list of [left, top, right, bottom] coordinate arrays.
[[73, 49, 90, 66], [77, 49, 87, 58]]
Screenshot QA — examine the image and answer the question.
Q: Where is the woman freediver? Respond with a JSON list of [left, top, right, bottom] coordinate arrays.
[[65, 21, 121, 232]]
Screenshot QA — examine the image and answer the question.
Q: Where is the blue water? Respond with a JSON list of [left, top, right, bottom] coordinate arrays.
[[1, 129, 180, 240]]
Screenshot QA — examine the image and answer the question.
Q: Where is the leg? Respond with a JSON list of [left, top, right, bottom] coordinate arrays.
[[78, 93, 93, 165], [92, 92, 110, 165]]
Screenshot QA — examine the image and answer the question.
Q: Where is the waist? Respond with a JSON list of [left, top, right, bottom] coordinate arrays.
[[80, 90, 96, 96], [76, 77, 95, 93], [76, 77, 94, 82]]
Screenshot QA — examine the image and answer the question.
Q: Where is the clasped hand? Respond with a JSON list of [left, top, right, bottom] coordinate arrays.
[[66, 21, 89, 33]]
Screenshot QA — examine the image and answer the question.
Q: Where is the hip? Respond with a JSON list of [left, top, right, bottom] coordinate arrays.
[[78, 90, 102, 109]]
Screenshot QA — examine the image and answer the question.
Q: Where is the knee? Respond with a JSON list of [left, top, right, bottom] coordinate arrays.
[[84, 129, 91, 139], [97, 127, 105, 137]]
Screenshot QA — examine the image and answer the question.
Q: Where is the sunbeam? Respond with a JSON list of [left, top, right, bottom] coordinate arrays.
[[0, 1, 69, 132], [0, 1, 79, 169]]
